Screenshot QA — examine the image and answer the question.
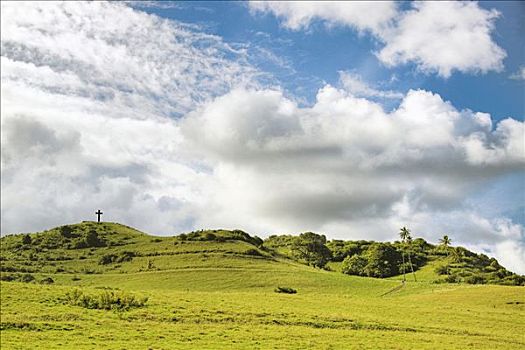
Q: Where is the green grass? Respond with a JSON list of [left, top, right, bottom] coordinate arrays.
[[1, 222, 524, 349]]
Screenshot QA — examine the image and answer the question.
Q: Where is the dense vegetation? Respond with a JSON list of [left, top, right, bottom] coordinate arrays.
[[2, 222, 522, 285], [264, 231, 524, 285]]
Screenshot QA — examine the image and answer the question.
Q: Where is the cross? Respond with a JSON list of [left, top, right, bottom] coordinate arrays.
[[95, 209, 103, 223]]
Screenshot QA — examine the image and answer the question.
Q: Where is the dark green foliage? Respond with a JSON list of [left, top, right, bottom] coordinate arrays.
[[98, 251, 136, 265], [326, 240, 369, 262], [291, 232, 332, 268], [85, 230, 105, 247], [341, 243, 401, 278], [341, 255, 368, 276], [274, 286, 297, 294], [65, 289, 148, 311], [244, 248, 264, 256], [0, 274, 17, 282], [435, 265, 449, 275], [204, 233, 217, 241], [22, 234, 32, 245], [21, 273, 35, 283], [59, 225, 75, 238], [40, 277, 54, 284]]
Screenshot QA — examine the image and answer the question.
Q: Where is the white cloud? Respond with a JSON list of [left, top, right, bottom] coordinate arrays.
[[377, 2, 506, 77], [339, 71, 403, 99], [250, 1, 506, 78], [1, 1, 260, 118], [509, 66, 525, 80], [0, 1, 262, 234], [180, 85, 524, 272], [249, 1, 398, 35], [1, 1, 523, 274]]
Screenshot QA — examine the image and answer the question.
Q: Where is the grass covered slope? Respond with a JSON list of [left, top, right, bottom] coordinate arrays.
[[1, 222, 524, 349]]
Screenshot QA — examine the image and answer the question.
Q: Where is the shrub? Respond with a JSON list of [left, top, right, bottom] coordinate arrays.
[[465, 274, 486, 284], [0, 274, 17, 282], [40, 277, 54, 284], [444, 274, 459, 283], [342, 255, 368, 276], [65, 289, 148, 311], [59, 225, 75, 238], [99, 254, 117, 265], [21, 274, 35, 283], [204, 233, 217, 241], [274, 286, 297, 294], [99, 251, 135, 265], [435, 265, 449, 275], [244, 248, 263, 257], [85, 230, 105, 247], [22, 234, 32, 245]]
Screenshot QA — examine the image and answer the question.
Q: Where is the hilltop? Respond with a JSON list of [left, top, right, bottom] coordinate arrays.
[[1, 222, 524, 349], [1, 221, 523, 286]]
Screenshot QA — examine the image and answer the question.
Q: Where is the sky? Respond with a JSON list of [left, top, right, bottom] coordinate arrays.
[[1, 1, 524, 273]]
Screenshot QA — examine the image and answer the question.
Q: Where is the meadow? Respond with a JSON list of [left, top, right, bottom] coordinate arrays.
[[1, 222, 524, 349]]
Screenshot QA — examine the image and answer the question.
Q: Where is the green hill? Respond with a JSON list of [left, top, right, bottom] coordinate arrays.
[[1, 222, 524, 349]]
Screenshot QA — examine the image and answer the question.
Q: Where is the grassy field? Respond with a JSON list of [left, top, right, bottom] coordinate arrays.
[[1, 222, 524, 349]]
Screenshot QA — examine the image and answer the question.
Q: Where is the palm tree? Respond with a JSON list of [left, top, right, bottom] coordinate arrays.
[[439, 235, 452, 275], [399, 227, 416, 282], [406, 234, 417, 282]]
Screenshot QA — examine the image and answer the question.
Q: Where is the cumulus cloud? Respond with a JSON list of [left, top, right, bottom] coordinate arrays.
[[181, 86, 525, 272], [250, 1, 506, 78], [1, 1, 262, 234], [249, 1, 398, 34], [377, 2, 506, 77], [1, 1, 523, 274]]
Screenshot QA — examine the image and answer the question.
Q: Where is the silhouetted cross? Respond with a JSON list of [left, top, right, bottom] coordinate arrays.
[[95, 209, 103, 223]]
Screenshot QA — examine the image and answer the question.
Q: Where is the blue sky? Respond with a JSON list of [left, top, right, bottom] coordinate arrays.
[[1, 1, 524, 273], [136, 1, 524, 119]]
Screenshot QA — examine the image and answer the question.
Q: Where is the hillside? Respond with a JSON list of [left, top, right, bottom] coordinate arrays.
[[1, 222, 524, 349]]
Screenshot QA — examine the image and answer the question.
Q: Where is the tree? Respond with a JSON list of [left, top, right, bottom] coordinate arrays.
[[291, 232, 332, 268], [399, 227, 416, 282], [341, 255, 368, 276], [22, 234, 32, 245], [84, 230, 105, 247], [439, 235, 452, 275]]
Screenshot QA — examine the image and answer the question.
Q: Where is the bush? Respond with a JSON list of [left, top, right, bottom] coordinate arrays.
[[22, 234, 32, 245], [40, 277, 54, 284], [274, 286, 297, 294], [99, 251, 135, 265], [435, 265, 449, 275], [85, 230, 106, 247], [444, 274, 459, 283], [204, 233, 217, 241], [21, 274, 35, 283], [342, 255, 368, 276], [65, 289, 148, 311], [0, 274, 17, 282], [59, 225, 75, 238], [244, 248, 263, 257], [465, 274, 486, 284]]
